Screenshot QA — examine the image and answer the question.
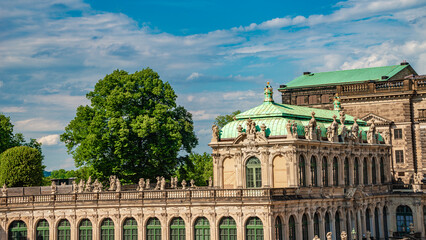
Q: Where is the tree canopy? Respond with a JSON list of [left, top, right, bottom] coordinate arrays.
[[214, 110, 241, 128], [175, 152, 212, 186], [61, 68, 198, 183], [0, 146, 44, 187]]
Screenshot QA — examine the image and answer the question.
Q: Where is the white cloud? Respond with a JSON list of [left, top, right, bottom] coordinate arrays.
[[0, 81, 3, 88], [197, 128, 211, 136], [25, 94, 89, 110], [187, 72, 202, 80], [190, 110, 218, 121], [0, 106, 26, 113], [15, 118, 64, 132], [37, 134, 60, 146], [58, 158, 75, 170]]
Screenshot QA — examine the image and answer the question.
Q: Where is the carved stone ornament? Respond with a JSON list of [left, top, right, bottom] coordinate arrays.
[[326, 232, 332, 240], [327, 115, 339, 142], [2, 184, 7, 197], [341, 231, 347, 240], [211, 124, 219, 142], [367, 120, 377, 144], [233, 118, 268, 145]]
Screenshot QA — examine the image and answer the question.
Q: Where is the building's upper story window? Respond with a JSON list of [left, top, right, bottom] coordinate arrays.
[[395, 150, 404, 163], [394, 129, 403, 139]]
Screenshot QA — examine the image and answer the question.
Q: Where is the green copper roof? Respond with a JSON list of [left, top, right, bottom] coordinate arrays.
[[236, 101, 361, 124], [282, 64, 408, 89]]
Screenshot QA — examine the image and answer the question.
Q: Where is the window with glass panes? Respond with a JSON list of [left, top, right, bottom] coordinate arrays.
[[396, 150, 404, 163], [394, 129, 402, 139], [8, 220, 27, 240], [372, 158, 377, 184], [380, 158, 385, 183], [322, 157, 328, 186], [194, 217, 210, 240], [302, 214, 308, 240], [354, 158, 359, 185], [299, 156, 306, 187], [101, 218, 114, 240], [344, 158, 349, 186], [275, 217, 283, 240], [170, 218, 185, 240], [314, 214, 320, 237], [325, 213, 331, 234], [396, 205, 413, 234], [79, 219, 92, 240], [57, 219, 71, 240], [333, 157, 339, 186], [246, 217, 263, 240], [310, 156, 317, 186], [123, 218, 138, 240], [219, 217, 237, 240], [363, 158, 368, 184], [146, 218, 161, 240], [288, 216, 296, 240], [246, 157, 261, 188], [335, 213, 341, 240], [36, 219, 49, 240]]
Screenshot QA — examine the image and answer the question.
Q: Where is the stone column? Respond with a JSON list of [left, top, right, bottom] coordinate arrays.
[[320, 214, 326, 240], [357, 211, 362, 240], [359, 159, 364, 186], [377, 208, 384, 239], [414, 201, 424, 234], [361, 209, 367, 238], [367, 159, 372, 185], [308, 213, 314, 240], [261, 151, 271, 188], [291, 155, 298, 187], [340, 158, 345, 187], [236, 154, 243, 188], [331, 212, 336, 240]]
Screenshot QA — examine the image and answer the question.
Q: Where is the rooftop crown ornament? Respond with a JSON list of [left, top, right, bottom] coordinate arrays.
[[264, 82, 274, 102]]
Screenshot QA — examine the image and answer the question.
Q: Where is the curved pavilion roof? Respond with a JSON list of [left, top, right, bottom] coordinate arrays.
[[220, 83, 381, 142]]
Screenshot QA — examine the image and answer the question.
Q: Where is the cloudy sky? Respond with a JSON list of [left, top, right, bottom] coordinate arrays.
[[1, 0, 426, 170]]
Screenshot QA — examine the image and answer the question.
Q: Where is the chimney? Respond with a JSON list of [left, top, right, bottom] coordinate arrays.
[[400, 61, 409, 65], [303, 72, 311, 75]]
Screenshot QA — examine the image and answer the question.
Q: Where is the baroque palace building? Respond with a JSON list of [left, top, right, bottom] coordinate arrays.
[[1, 68, 426, 240], [278, 62, 426, 183]]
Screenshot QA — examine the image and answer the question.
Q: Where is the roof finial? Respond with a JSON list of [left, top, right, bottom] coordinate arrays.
[[264, 82, 274, 103], [333, 93, 341, 111]]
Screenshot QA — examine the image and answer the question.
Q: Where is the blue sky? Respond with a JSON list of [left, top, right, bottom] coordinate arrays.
[[1, 0, 426, 170]]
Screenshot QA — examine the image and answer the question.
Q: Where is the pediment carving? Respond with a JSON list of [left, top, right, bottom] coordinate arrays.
[[360, 113, 393, 126]]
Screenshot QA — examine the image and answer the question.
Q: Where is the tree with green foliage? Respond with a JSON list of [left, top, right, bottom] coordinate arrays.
[[0, 146, 44, 187], [0, 114, 42, 154], [214, 110, 241, 128], [61, 68, 198, 183], [49, 166, 95, 181], [175, 152, 213, 186]]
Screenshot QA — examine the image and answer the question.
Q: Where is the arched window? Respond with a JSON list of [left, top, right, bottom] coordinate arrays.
[[333, 157, 339, 186], [322, 157, 328, 187], [123, 218, 138, 240], [363, 158, 368, 185], [311, 156, 318, 186], [302, 214, 308, 240], [246, 217, 263, 240], [325, 212, 331, 235], [314, 213, 320, 237], [58, 219, 71, 240], [299, 155, 306, 187], [8, 220, 27, 240], [354, 158, 359, 185], [219, 217, 237, 240], [146, 218, 161, 240], [396, 205, 413, 234], [372, 158, 377, 184], [246, 157, 262, 188], [36, 219, 49, 240], [275, 217, 283, 240], [344, 158, 349, 186], [170, 217, 185, 240], [288, 216, 296, 240], [375, 208, 380, 238], [335, 212, 341, 240], [79, 219, 92, 240], [101, 218, 114, 240], [194, 217, 209, 240], [380, 157, 385, 183], [384, 206, 389, 239], [366, 209, 371, 232]]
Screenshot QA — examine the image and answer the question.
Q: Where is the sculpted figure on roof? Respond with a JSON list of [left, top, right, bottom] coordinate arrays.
[[367, 120, 377, 144], [211, 124, 219, 142]]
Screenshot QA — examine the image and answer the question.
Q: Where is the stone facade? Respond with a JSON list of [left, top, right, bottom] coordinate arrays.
[[2, 81, 426, 240], [279, 63, 426, 183]]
